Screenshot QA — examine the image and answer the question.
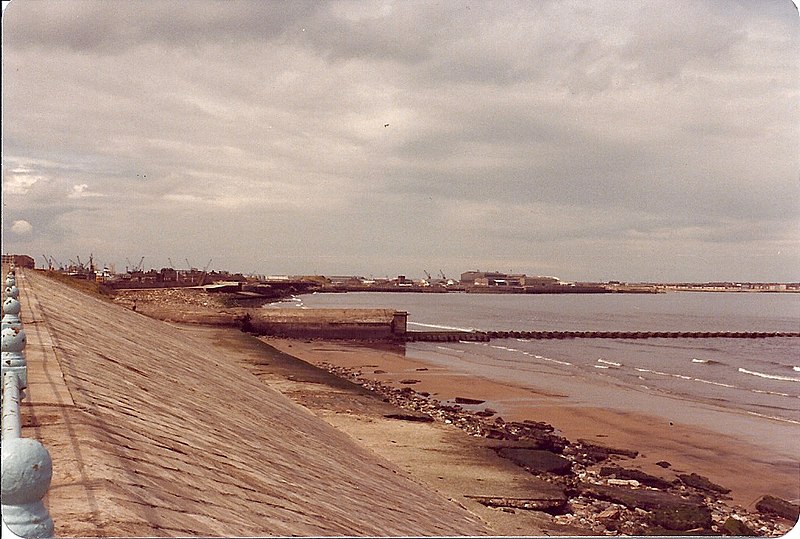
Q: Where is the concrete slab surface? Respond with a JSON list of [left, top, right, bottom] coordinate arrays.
[[13, 270, 489, 537]]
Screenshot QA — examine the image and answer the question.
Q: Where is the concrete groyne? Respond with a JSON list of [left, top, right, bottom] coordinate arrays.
[[242, 309, 408, 340]]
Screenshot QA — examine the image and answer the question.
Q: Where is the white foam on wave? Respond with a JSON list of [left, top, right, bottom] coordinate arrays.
[[597, 358, 621, 367], [635, 367, 692, 380], [435, 346, 463, 353], [692, 378, 735, 389], [486, 344, 573, 366], [408, 321, 477, 332], [745, 411, 800, 425], [794, 366, 800, 372], [738, 368, 800, 383], [266, 295, 304, 308], [593, 365, 610, 369], [492, 345, 521, 353], [692, 358, 710, 364], [750, 388, 794, 398], [532, 354, 572, 366]]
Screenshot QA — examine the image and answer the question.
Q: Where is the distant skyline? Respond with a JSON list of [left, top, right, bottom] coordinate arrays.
[[2, 1, 799, 282]]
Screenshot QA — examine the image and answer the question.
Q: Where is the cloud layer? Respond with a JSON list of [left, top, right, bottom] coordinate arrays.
[[2, 1, 798, 281]]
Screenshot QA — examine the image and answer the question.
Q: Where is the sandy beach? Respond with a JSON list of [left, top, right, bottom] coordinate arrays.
[[264, 338, 799, 511]]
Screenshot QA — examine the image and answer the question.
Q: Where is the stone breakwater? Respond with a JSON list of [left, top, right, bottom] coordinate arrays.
[[406, 330, 800, 342], [319, 361, 798, 536]]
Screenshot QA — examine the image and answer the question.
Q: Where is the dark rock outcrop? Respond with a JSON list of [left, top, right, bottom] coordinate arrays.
[[383, 412, 434, 423], [579, 483, 703, 511], [495, 447, 572, 475], [576, 439, 639, 459], [466, 493, 568, 515], [755, 495, 800, 521], [722, 516, 758, 536], [454, 396, 485, 405], [649, 504, 713, 532], [599, 465, 674, 489], [677, 472, 731, 494]]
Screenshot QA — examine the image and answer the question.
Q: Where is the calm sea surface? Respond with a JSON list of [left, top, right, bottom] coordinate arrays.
[[273, 292, 800, 449]]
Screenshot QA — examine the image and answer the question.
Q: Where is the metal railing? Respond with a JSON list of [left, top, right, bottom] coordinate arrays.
[[2, 268, 55, 538]]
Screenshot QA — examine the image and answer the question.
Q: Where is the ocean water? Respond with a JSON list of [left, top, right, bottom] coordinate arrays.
[[273, 291, 800, 441]]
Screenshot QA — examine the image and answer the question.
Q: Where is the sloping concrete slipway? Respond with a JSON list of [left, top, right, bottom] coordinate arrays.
[[13, 269, 488, 536]]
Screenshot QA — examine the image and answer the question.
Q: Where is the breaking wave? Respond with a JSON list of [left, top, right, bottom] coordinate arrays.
[[692, 358, 723, 365], [746, 411, 800, 425], [738, 368, 800, 383], [409, 321, 476, 332], [636, 367, 693, 380], [597, 358, 622, 367]]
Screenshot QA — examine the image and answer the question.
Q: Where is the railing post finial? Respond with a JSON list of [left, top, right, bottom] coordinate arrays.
[[5, 285, 20, 300], [1, 437, 55, 538], [1, 327, 27, 389], [2, 297, 23, 331]]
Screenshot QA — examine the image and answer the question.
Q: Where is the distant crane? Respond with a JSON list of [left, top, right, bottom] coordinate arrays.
[[168, 258, 174, 269], [41, 255, 53, 270], [439, 269, 447, 281], [198, 258, 213, 286], [423, 270, 432, 281], [125, 257, 145, 272]]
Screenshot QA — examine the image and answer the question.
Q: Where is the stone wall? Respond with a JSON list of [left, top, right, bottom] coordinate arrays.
[[244, 308, 407, 340]]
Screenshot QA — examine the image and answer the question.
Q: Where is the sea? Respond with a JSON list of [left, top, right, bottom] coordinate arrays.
[[268, 291, 800, 456]]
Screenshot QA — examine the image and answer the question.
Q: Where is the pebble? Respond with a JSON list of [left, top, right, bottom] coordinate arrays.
[[607, 478, 640, 487]]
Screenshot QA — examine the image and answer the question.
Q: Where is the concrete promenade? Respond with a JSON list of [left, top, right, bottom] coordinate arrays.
[[14, 269, 488, 536]]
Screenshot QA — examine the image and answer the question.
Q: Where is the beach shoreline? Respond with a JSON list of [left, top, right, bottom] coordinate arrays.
[[264, 338, 799, 512]]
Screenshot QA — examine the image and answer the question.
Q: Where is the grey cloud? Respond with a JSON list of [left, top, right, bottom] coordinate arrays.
[[2, 0, 798, 281], [3, 0, 320, 53]]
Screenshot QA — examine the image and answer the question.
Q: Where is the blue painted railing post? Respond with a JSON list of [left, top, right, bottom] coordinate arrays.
[[2, 296, 23, 331], [1, 269, 55, 538]]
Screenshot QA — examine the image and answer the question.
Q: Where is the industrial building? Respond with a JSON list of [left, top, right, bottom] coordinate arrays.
[[460, 271, 561, 288], [1, 254, 35, 268]]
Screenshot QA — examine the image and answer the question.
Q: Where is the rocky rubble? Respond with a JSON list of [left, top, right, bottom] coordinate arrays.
[[318, 361, 796, 536], [113, 288, 232, 311]]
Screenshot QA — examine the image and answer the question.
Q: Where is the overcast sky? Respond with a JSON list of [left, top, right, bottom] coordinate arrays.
[[2, 0, 798, 281]]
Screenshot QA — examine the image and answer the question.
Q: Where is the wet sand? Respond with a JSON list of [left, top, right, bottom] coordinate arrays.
[[265, 338, 799, 510]]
